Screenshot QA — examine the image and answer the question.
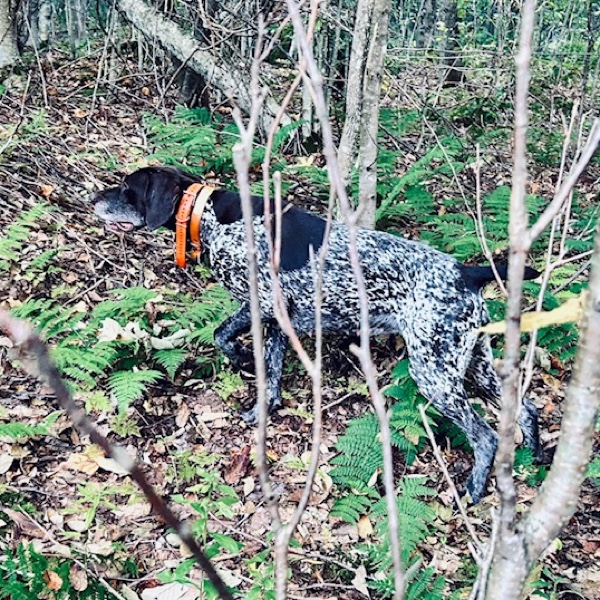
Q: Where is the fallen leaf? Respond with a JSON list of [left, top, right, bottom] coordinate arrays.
[[44, 570, 63, 591], [480, 291, 588, 334], [66, 518, 88, 533], [243, 476, 255, 497], [0, 453, 13, 474], [2, 508, 47, 538], [357, 515, 373, 539], [86, 541, 115, 556], [63, 452, 99, 475], [69, 564, 88, 591], [39, 184, 54, 198], [150, 329, 189, 350], [141, 582, 200, 600], [224, 445, 251, 484], [96, 456, 131, 475], [98, 318, 148, 343], [352, 565, 370, 597], [175, 403, 190, 428], [540, 373, 562, 391]]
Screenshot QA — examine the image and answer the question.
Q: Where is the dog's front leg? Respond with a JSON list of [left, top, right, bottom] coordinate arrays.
[[214, 304, 254, 372], [241, 322, 288, 425]]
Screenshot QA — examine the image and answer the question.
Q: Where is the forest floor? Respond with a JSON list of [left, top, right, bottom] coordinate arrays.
[[1, 48, 599, 599]]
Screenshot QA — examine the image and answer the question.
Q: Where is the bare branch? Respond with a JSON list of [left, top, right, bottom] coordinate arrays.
[[418, 404, 483, 554], [0, 311, 233, 600], [528, 120, 600, 244], [495, 0, 536, 544], [285, 1, 406, 596]]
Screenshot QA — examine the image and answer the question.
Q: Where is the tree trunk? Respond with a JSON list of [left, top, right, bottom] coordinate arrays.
[[337, 0, 391, 229], [438, 0, 464, 86], [116, 0, 289, 135], [357, 0, 390, 229], [65, 0, 87, 57], [485, 221, 600, 599], [0, 0, 19, 68], [415, 0, 436, 49]]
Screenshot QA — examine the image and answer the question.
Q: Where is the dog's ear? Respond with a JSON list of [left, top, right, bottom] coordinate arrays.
[[143, 171, 182, 230]]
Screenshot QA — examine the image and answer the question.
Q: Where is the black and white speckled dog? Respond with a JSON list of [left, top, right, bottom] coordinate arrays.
[[94, 166, 542, 502]]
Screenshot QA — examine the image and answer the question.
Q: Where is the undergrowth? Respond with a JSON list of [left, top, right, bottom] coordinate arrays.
[[328, 362, 444, 597], [0, 542, 118, 599], [8, 285, 236, 420]]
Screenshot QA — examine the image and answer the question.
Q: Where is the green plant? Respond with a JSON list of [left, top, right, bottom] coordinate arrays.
[[62, 481, 133, 529], [0, 203, 51, 271], [159, 450, 243, 597], [9, 285, 236, 415], [0, 541, 116, 599], [0, 411, 61, 441], [586, 455, 600, 485], [246, 549, 276, 600], [514, 447, 548, 487], [328, 361, 445, 598]]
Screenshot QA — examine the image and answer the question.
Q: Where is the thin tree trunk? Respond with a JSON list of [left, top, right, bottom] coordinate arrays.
[[116, 0, 290, 134], [438, 0, 463, 86], [65, 0, 87, 56], [337, 0, 391, 229], [337, 0, 371, 186], [0, 0, 19, 68], [357, 0, 391, 228], [485, 220, 600, 599]]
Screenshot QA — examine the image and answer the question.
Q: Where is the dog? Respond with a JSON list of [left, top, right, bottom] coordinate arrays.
[[94, 166, 542, 502]]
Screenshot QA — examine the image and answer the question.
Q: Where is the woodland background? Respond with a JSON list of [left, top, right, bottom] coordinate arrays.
[[0, 0, 599, 599]]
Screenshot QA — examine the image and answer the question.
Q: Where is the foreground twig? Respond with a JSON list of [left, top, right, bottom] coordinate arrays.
[[485, 0, 600, 596], [0, 311, 233, 600], [286, 1, 406, 597]]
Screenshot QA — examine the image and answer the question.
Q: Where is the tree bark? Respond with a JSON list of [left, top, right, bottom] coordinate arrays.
[[438, 0, 464, 86], [357, 0, 390, 228], [337, 0, 391, 229], [337, 0, 371, 186], [116, 0, 288, 135], [0, 0, 19, 68], [485, 221, 600, 599], [65, 0, 87, 57]]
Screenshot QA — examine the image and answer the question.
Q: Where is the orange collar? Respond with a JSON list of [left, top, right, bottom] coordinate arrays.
[[175, 183, 216, 268]]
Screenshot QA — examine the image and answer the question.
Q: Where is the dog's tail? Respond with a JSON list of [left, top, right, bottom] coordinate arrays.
[[460, 263, 539, 290]]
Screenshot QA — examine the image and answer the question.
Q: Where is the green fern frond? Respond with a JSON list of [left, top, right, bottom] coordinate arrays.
[[0, 204, 50, 271], [108, 369, 163, 413], [330, 494, 374, 524], [28, 247, 63, 270], [0, 412, 61, 441], [155, 348, 188, 379]]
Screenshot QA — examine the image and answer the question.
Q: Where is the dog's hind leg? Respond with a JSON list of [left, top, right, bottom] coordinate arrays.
[[214, 304, 254, 372], [241, 322, 288, 424], [466, 335, 542, 461], [404, 331, 497, 503]]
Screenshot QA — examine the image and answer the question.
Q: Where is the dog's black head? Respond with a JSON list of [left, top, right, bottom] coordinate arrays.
[[94, 167, 197, 232]]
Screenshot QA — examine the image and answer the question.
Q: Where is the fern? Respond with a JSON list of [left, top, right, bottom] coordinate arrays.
[[330, 483, 379, 523], [586, 456, 600, 485], [0, 203, 50, 271], [28, 247, 63, 270], [108, 369, 164, 413], [0, 412, 61, 441], [330, 412, 384, 485], [154, 348, 188, 379], [0, 542, 113, 599]]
